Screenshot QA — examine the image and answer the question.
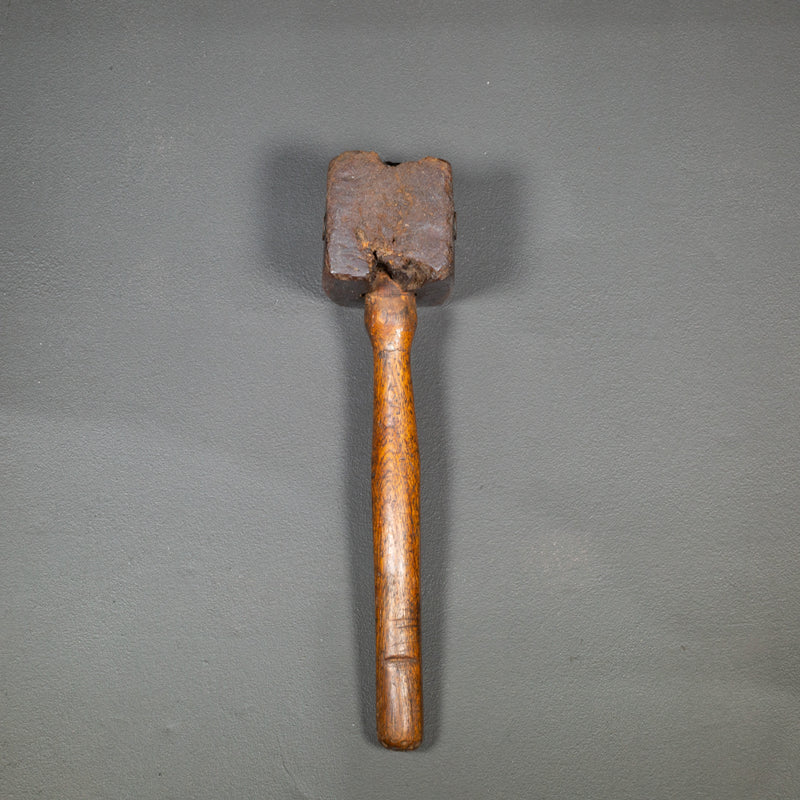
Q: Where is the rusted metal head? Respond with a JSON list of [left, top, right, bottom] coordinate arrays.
[[323, 151, 455, 306]]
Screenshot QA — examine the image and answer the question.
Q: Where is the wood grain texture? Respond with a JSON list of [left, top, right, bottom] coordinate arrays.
[[364, 272, 422, 750]]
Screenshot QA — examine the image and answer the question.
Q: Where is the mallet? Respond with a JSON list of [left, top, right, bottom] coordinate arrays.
[[323, 151, 455, 750]]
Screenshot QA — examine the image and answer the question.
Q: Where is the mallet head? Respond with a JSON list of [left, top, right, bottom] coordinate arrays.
[[323, 151, 455, 305]]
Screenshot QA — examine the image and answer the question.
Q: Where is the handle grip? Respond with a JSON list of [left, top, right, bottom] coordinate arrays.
[[364, 273, 423, 750]]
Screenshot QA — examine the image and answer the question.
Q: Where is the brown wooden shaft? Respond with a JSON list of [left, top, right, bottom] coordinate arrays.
[[364, 272, 422, 750]]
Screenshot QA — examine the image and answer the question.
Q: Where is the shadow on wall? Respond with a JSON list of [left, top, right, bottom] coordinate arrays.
[[261, 143, 524, 748]]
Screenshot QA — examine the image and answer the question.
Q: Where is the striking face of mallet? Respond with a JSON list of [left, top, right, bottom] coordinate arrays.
[[323, 151, 455, 750], [324, 151, 455, 305]]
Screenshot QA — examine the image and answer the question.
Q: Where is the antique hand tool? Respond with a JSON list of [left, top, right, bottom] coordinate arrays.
[[323, 151, 455, 750]]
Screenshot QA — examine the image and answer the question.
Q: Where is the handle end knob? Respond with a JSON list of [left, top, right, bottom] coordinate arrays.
[[377, 657, 423, 750]]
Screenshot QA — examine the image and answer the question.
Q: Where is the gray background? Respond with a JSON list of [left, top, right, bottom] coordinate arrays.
[[2, 2, 799, 798]]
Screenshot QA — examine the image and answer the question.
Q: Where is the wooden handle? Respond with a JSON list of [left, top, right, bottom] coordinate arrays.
[[364, 272, 422, 750]]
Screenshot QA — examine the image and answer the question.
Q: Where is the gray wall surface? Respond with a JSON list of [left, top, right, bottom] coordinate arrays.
[[2, 2, 799, 798]]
